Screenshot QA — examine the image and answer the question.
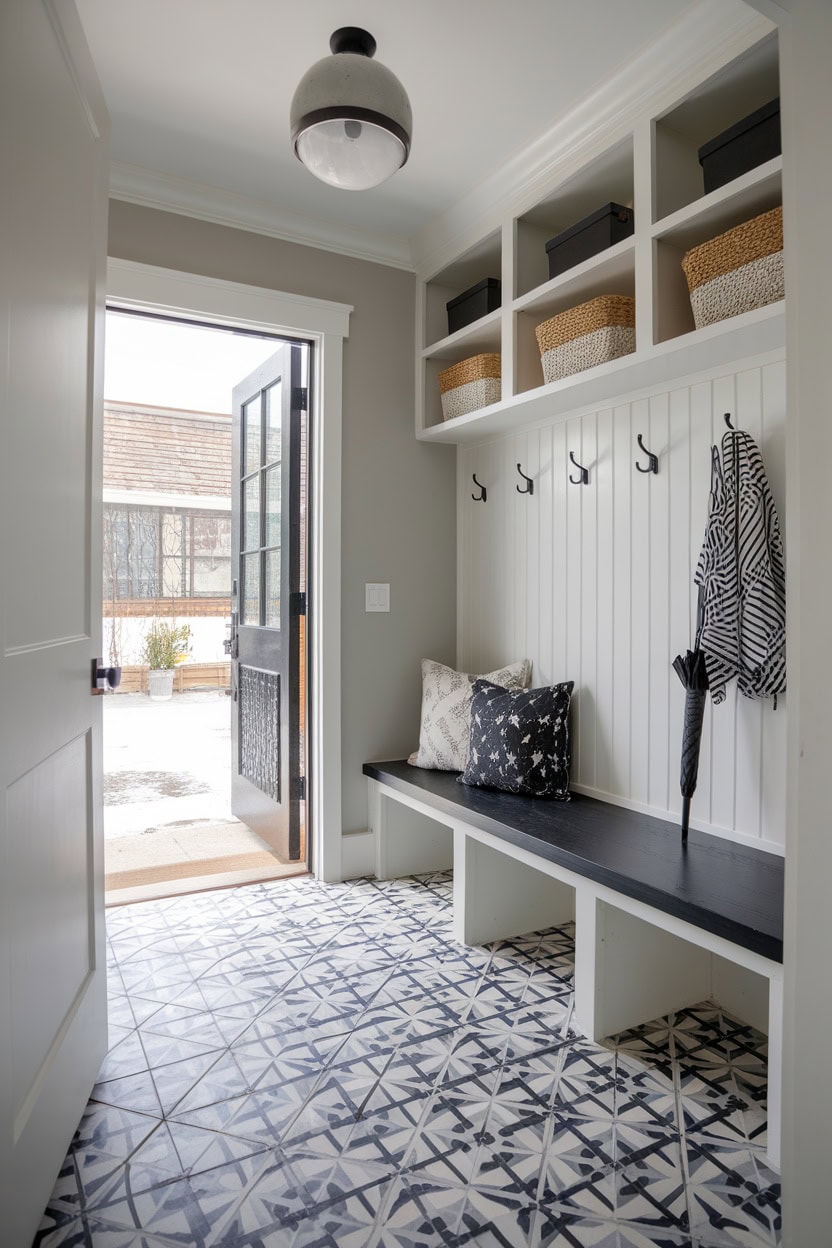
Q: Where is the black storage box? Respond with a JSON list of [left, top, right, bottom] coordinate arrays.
[[698, 98, 781, 195], [545, 203, 635, 281], [446, 278, 501, 335]]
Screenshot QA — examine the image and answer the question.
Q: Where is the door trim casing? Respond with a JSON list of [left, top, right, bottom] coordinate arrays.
[[106, 258, 352, 882]]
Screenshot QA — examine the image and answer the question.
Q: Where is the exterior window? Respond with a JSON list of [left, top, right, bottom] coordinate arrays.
[[191, 514, 232, 595], [104, 504, 231, 601]]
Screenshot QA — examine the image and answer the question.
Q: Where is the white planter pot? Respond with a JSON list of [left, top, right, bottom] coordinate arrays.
[[148, 668, 175, 701]]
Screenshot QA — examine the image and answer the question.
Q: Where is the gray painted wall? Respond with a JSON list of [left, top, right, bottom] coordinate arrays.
[[107, 200, 457, 835]]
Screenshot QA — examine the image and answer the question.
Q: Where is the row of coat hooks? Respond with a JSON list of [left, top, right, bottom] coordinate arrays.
[[471, 413, 737, 501]]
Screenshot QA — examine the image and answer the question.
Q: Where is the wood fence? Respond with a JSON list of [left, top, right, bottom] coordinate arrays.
[[117, 661, 231, 694]]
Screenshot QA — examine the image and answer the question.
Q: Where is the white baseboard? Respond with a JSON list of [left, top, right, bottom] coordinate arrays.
[[341, 829, 376, 880]]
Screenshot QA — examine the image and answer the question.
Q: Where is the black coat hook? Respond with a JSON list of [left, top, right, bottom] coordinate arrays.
[[516, 463, 534, 495], [471, 473, 487, 503], [635, 433, 659, 475], [569, 451, 589, 486], [724, 412, 735, 430]]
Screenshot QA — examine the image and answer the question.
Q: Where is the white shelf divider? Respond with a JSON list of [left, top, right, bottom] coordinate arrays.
[[422, 308, 502, 362], [418, 302, 784, 444], [513, 237, 637, 320], [652, 157, 782, 249]]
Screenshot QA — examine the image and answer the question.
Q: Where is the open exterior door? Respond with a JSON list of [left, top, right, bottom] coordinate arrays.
[[0, 2, 109, 1244], [230, 344, 307, 863]]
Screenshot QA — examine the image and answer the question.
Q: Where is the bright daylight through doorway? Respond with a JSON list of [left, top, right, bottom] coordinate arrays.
[[102, 311, 310, 904]]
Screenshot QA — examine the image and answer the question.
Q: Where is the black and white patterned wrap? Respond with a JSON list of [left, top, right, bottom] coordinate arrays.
[[695, 429, 786, 704], [459, 679, 574, 799]]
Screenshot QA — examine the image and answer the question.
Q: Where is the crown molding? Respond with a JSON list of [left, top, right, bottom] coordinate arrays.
[[109, 161, 415, 272], [409, 0, 775, 279]]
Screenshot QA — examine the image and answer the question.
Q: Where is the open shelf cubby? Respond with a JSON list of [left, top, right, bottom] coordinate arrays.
[[653, 158, 781, 345], [514, 138, 634, 301], [514, 239, 636, 395], [652, 31, 779, 223], [423, 230, 502, 351]]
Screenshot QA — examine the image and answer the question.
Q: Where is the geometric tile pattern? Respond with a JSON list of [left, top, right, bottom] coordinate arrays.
[[34, 872, 780, 1247]]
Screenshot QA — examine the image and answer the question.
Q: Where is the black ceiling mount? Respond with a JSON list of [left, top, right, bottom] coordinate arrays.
[[330, 27, 377, 57]]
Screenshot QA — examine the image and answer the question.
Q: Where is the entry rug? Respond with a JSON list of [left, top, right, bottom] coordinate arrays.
[[35, 871, 780, 1246]]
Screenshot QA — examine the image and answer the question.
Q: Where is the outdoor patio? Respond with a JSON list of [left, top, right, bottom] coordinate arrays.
[[104, 690, 305, 902]]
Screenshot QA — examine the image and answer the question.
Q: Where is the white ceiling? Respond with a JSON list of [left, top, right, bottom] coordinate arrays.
[[77, 0, 701, 261]]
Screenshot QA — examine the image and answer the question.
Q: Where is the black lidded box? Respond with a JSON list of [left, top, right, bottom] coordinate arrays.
[[446, 278, 501, 336], [545, 203, 635, 281], [698, 98, 781, 195]]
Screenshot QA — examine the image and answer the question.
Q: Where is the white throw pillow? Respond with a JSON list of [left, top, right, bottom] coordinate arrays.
[[408, 658, 532, 772]]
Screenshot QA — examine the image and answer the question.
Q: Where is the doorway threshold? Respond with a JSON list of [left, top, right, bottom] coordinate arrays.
[[104, 817, 307, 905], [106, 860, 308, 906]]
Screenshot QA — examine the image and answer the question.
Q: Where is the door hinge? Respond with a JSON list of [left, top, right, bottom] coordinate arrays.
[[292, 386, 308, 411], [291, 591, 307, 617], [293, 775, 306, 802]]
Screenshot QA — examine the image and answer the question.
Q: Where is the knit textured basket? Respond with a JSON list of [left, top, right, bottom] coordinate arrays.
[[439, 353, 501, 421], [682, 205, 783, 330], [535, 295, 635, 384]]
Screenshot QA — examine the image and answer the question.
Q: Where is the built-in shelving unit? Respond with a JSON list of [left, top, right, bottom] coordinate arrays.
[[415, 28, 782, 443]]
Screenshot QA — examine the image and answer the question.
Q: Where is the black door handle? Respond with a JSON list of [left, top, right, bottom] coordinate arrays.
[[92, 659, 122, 695]]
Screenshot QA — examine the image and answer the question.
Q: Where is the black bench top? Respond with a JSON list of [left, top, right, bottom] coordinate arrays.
[[363, 760, 784, 963]]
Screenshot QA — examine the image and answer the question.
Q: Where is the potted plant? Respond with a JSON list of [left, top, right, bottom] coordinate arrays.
[[142, 622, 191, 701]]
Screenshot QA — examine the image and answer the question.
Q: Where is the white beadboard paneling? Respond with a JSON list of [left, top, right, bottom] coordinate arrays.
[[459, 354, 787, 850], [566, 416, 584, 780], [709, 372, 739, 834], [595, 408, 614, 795], [611, 403, 632, 798], [760, 360, 788, 846], [648, 391, 671, 813], [537, 425, 554, 686], [689, 379, 714, 824], [667, 385, 691, 821], [579, 413, 598, 790], [552, 420, 569, 684], [523, 430, 541, 675], [735, 366, 765, 838], [630, 396, 651, 805]]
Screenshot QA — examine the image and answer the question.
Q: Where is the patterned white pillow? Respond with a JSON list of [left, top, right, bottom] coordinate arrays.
[[408, 658, 532, 772]]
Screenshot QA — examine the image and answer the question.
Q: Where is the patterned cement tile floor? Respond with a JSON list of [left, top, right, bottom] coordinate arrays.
[[34, 873, 780, 1248]]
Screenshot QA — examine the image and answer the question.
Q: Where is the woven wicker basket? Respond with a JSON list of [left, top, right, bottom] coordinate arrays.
[[535, 295, 635, 383], [439, 353, 501, 421], [682, 205, 783, 329]]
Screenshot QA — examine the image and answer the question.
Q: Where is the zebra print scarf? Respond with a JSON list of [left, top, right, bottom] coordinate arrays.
[[695, 429, 786, 704]]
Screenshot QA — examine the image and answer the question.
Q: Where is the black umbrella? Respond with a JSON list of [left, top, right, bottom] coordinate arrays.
[[672, 646, 709, 843]]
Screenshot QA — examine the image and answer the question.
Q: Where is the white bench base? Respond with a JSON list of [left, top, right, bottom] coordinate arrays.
[[368, 776, 782, 1167]]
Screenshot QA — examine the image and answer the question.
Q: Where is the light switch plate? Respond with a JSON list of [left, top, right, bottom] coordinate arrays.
[[365, 583, 390, 612]]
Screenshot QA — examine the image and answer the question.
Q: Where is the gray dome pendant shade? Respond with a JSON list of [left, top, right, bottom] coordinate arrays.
[[290, 27, 412, 190]]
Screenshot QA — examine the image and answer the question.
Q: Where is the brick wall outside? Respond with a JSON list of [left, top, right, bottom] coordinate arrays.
[[104, 401, 231, 496]]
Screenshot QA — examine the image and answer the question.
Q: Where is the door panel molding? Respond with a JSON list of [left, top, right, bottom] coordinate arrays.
[[5, 633, 91, 659], [107, 259, 352, 882], [8, 732, 95, 1125]]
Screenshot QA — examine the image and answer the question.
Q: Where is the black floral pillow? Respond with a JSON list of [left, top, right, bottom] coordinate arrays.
[[459, 679, 574, 799]]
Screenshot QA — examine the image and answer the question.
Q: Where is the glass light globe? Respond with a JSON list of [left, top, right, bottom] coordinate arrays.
[[295, 118, 407, 191]]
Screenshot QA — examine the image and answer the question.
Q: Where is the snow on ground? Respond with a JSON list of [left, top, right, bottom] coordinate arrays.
[[103, 690, 234, 838]]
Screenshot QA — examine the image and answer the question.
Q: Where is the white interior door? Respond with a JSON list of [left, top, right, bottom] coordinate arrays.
[[0, 3, 109, 1244]]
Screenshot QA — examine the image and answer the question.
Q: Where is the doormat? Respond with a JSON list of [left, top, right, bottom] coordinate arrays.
[[104, 849, 282, 892]]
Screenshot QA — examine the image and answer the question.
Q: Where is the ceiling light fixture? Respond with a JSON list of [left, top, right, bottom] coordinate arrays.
[[290, 27, 412, 191]]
